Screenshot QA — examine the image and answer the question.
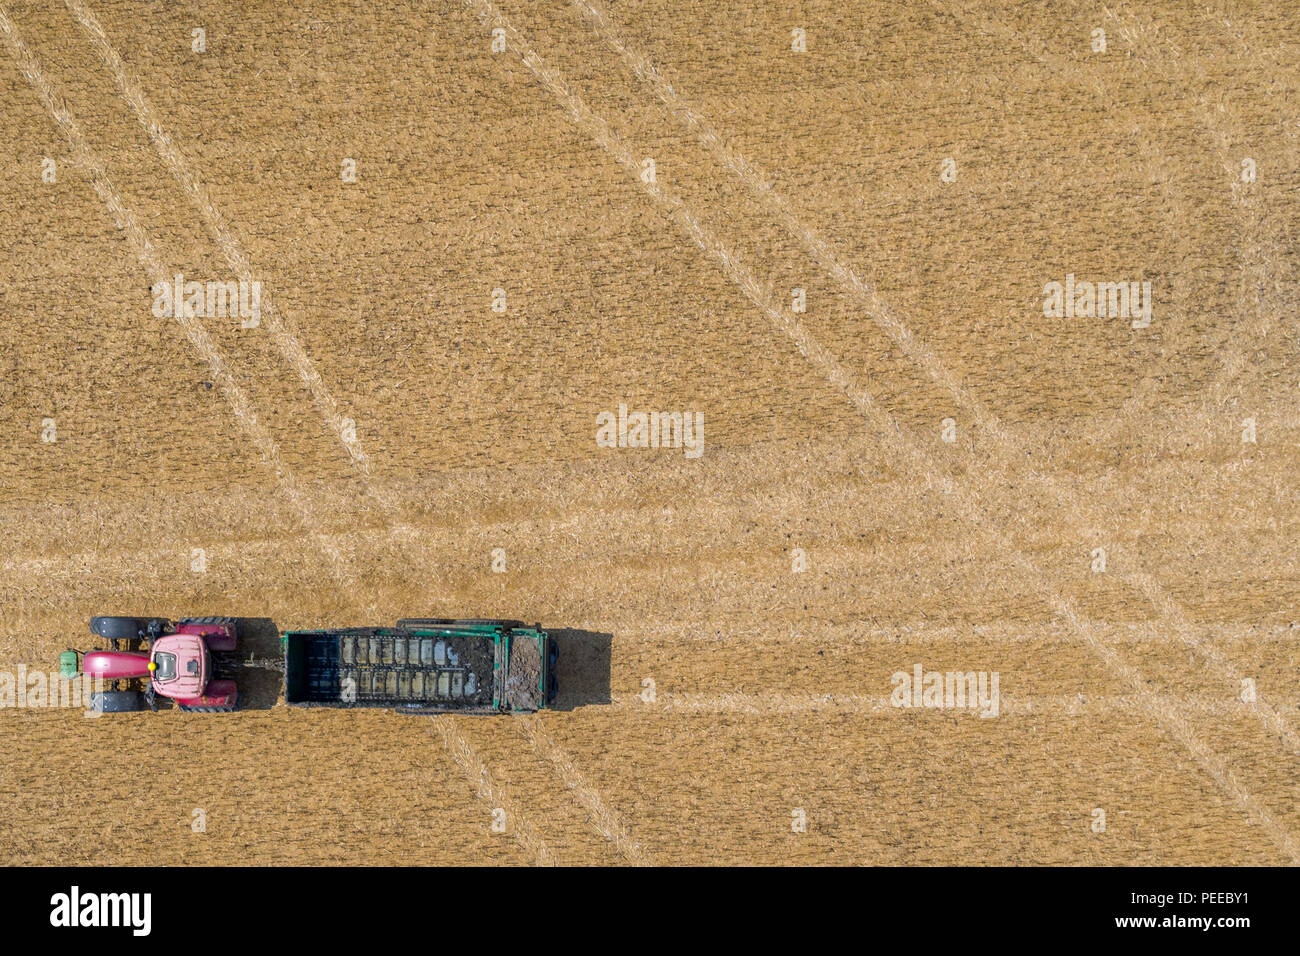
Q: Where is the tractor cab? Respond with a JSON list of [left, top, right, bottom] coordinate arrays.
[[149, 633, 208, 700]]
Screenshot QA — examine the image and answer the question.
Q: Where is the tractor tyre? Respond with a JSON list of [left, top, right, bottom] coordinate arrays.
[[178, 616, 239, 630], [89, 616, 157, 642], [178, 702, 238, 713], [88, 690, 146, 713]]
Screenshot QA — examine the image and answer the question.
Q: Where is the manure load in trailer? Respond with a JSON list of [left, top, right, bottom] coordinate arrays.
[[283, 619, 557, 713]]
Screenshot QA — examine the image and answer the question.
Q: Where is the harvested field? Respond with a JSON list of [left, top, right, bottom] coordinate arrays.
[[0, 0, 1297, 864]]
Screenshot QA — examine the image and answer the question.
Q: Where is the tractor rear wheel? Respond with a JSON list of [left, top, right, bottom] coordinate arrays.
[[88, 690, 146, 713], [177, 702, 238, 713], [177, 616, 239, 630]]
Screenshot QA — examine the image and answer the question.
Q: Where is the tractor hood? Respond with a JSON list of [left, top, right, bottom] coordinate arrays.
[[82, 649, 151, 680], [150, 633, 208, 700]]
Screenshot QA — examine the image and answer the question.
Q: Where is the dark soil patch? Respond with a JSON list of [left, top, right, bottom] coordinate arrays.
[[505, 635, 542, 711]]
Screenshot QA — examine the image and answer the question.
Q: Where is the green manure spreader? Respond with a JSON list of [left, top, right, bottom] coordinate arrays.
[[284, 619, 557, 714]]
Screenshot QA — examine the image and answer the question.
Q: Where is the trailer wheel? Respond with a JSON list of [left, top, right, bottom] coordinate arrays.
[[547, 641, 559, 702], [89, 617, 158, 642], [88, 690, 146, 713], [397, 618, 527, 629]]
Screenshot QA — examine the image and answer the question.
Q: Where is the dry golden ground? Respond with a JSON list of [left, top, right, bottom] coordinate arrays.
[[0, 0, 1296, 864]]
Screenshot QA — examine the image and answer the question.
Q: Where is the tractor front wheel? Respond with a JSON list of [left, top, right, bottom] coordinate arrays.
[[88, 690, 146, 713], [89, 616, 165, 643]]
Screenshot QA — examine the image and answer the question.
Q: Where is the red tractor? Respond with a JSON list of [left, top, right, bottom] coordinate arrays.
[[61, 616, 241, 713]]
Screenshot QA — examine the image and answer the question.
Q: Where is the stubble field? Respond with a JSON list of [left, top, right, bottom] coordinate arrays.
[[0, 0, 1297, 864]]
